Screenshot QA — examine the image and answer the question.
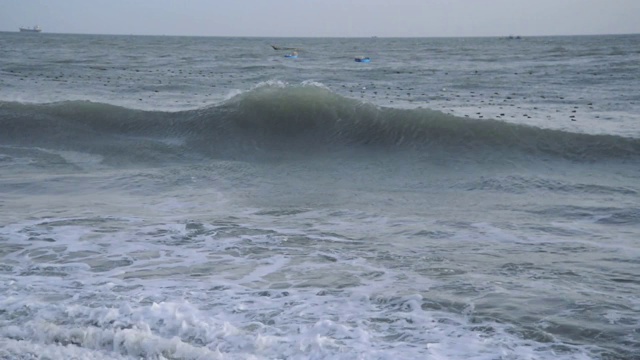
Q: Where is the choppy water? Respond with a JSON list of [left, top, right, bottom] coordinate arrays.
[[1, 33, 639, 359]]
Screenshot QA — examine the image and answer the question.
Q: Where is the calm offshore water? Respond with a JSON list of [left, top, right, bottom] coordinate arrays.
[[1, 33, 639, 359]]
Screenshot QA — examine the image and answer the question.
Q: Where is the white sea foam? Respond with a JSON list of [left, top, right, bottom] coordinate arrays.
[[0, 291, 597, 360], [0, 210, 603, 359]]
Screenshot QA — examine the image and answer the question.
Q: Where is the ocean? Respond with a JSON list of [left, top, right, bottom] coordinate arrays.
[[0, 32, 639, 359]]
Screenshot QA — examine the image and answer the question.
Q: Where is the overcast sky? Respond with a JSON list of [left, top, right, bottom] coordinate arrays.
[[2, 0, 639, 37]]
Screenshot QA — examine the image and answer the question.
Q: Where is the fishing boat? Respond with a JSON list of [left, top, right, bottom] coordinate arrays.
[[19, 25, 42, 33]]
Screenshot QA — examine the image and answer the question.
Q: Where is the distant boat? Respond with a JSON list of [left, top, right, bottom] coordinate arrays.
[[19, 25, 42, 33], [355, 56, 371, 63]]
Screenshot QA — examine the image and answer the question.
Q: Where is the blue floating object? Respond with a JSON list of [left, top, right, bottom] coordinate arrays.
[[355, 57, 371, 63]]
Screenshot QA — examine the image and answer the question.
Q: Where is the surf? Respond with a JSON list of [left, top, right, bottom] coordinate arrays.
[[1, 84, 639, 165]]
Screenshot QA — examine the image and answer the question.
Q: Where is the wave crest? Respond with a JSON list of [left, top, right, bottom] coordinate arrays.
[[1, 84, 639, 163]]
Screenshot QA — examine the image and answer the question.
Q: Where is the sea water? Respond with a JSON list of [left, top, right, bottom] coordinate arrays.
[[0, 33, 639, 359]]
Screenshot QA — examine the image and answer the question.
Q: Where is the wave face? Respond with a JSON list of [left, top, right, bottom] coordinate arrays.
[[2, 84, 639, 165]]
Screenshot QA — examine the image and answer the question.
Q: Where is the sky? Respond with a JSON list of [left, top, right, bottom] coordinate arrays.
[[2, 0, 639, 37]]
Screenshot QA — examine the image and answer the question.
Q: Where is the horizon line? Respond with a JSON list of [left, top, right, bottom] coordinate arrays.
[[2, 30, 640, 39]]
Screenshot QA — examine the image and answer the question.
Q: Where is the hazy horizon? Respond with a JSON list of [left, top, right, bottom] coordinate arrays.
[[3, 30, 639, 39], [2, 0, 639, 38]]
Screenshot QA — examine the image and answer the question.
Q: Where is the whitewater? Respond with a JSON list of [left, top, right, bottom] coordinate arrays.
[[0, 33, 639, 359]]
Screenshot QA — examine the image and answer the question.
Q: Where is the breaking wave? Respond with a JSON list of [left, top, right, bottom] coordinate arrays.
[[1, 84, 639, 165]]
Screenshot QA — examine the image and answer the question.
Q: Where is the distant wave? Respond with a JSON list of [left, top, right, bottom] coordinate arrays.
[[1, 84, 639, 164]]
